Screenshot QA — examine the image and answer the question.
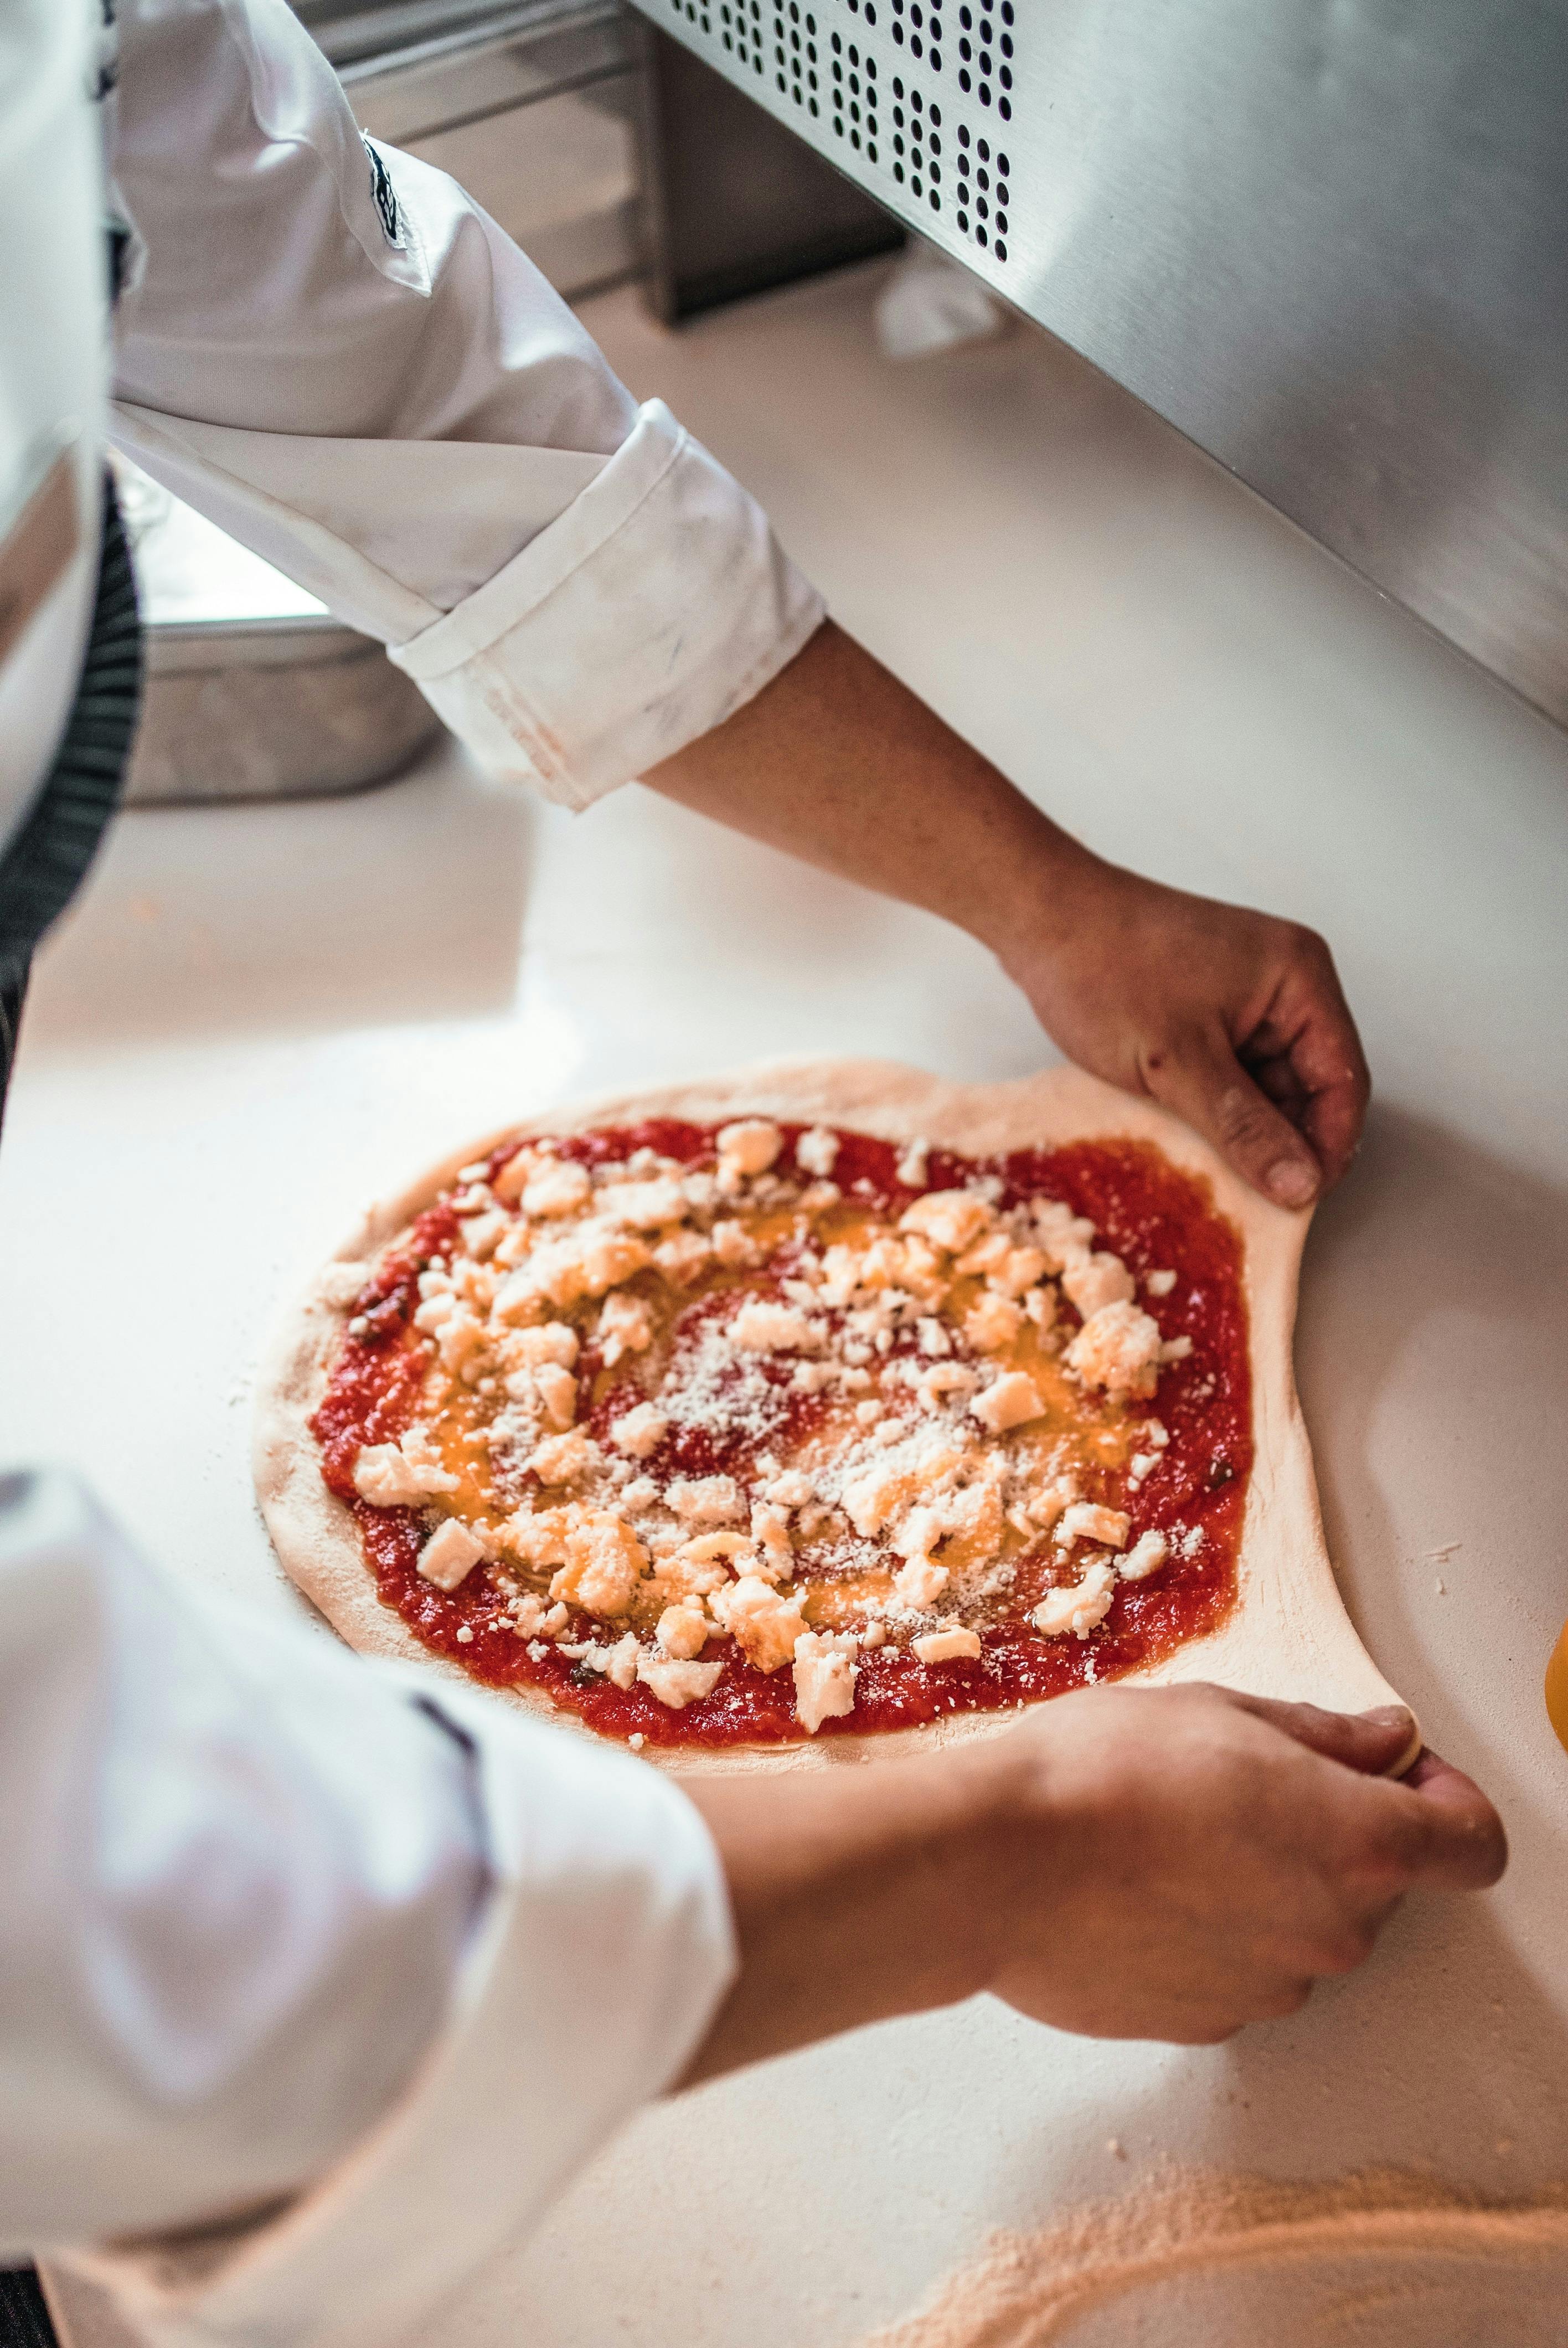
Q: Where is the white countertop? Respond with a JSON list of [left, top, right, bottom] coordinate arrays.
[[7, 262, 1568, 2343]]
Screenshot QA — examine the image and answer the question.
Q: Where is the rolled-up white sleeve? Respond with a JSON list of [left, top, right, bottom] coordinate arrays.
[[1, 1469, 735, 2346], [105, 0, 824, 807]]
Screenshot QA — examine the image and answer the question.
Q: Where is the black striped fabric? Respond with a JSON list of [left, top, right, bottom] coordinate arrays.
[[0, 2269, 56, 2348], [0, 473, 143, 1127]]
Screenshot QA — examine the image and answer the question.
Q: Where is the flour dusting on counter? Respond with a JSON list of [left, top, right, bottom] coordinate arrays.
[[859, 2167, 1568, 2346]]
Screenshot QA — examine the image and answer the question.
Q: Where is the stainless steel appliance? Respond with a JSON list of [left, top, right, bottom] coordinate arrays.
[[629, 0, 1568, 734]]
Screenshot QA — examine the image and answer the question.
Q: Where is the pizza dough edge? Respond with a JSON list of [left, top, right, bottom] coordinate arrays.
[[252, 1057, 1415, 1777]]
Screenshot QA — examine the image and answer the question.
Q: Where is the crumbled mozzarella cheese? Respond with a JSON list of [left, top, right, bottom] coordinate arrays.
[[1027, 1479, 1079, 1532], [491, 1145, 539, 1202], [730, 1300, 824, 1353], [971, 1371, 1046, 1434], [898, 1190, 994, 1254], [1160, 1335, 1194, 1363], [894, 1557, 951, 1608], [666, 1475, 744, 1523], [353, 1433, 458, 1506], [895, 1136, 931, 1188], [914, 1627, 982, 1663], [505, 1507, 572, 1567], [794, 1126, 840, 1181], [765, 1469, 815, 1507], [841, 1465, 902, 1538], [597, 1176, 688, 1229], [964, 1291, 1023, 1352], [991, 1245, 1050, 1301], [435, 1305, 489, 1376], [524, 1222, 653, 1308], [922, 1361, 979, 1401], [636, 1654, 725, 1709], [601, 1633, 642, 1690], [1033, 1559, 1117, 1639], [417, 1518, 488, 1592], [653, 1229, 711, 1285], [1031, 1198, 1096, 1271], [548, 1511, 649, 1616], [1145, 1268, 1177, 1297], [508, 1321, 580, 1368], [528, 1429, 601, 1485], [597, 1290, 653, 1364], [523, 1160, 592, 1218], [1061, 1251, 1137, 1319], [956, 1232, 1010, 1279], [711, 1218, 761, 1268], [532, 1362, 577, 1429], [1023, 1284, 1058, 1332], [1119, 1530, 1170, 1582], [891, 1504, 943, 1563], [711, 1575, 808, 1672], [750, 1501, 794, 1571], [792, 1630, 859, 1733], [716, 1119, 783, 1182], [1065, 1299, 1164, 1401], [656, 1602, 710, 1660], [460, 1211, 509, 1261], [1058, 1501, 1132, 1550], [611, 1401, 670, 1459], [860, 1619, 888, 1649]]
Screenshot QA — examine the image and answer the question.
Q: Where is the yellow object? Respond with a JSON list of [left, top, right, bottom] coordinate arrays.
[[1545, 1621, 1568, 1753]]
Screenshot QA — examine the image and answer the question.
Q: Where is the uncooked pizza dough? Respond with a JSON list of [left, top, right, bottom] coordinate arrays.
[[254, 1059, 1414, 1773]]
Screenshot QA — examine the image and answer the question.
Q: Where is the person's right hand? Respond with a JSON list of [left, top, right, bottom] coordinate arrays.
[[977, 1683, 1507, 2044], [680, 1681, 1505, 2086]]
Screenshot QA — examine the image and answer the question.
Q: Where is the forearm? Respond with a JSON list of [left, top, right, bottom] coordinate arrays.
[[648, 616, 1373, 1204], [644, 619, 1095, 972], [677, 1745, 1010, 2085]]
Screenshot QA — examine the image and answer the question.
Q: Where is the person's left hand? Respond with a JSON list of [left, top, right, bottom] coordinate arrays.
[[1004, 854, 1371, 1209]]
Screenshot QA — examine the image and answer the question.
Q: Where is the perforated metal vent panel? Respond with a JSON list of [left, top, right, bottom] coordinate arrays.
[[635, 0, 1023, 291]]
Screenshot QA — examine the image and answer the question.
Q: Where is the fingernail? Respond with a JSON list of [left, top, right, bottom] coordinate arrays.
[[1266, 1157, 1318, 1207], [1360, 1705, 1416, 1730]]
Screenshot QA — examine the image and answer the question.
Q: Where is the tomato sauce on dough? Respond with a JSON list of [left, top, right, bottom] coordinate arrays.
[[312, 1122, 1251, 1746]]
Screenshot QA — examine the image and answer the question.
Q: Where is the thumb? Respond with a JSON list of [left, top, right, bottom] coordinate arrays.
[[1143, 1026, 1322, 1209], [1223, 1691, 1421, 1778]]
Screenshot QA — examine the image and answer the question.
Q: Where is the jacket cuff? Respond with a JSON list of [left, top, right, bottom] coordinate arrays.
[[61, 1693, 736, 2348], [387, 399, 826, 809]]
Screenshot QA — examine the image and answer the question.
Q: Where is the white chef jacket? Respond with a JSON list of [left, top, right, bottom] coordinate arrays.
[[3, 1470, 735, 2348], [105, 0, 825, 807], [0, 0, 817, 2329]]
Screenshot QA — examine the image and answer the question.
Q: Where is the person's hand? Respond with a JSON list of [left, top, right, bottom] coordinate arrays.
[[1002, 856, 1370, 1210], [680, 1682, 1505, 2083], [646, 625, 1369, 1209], [977, 1684, 1505, 2043]]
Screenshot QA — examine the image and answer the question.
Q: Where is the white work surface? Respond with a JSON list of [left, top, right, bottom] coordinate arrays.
[[7, 262, 1568, 2342]]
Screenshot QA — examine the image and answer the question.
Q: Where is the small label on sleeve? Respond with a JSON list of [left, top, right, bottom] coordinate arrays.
[[362, 135, 406, 250]]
